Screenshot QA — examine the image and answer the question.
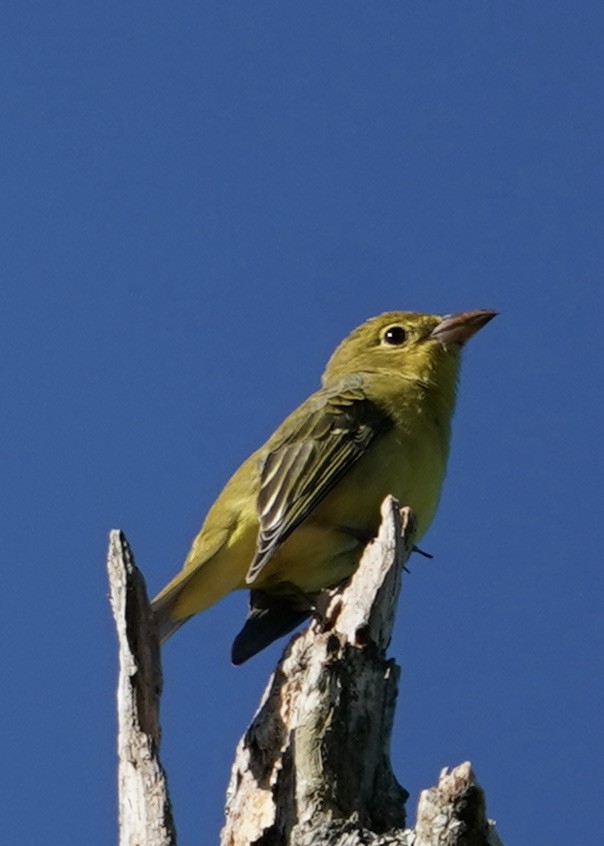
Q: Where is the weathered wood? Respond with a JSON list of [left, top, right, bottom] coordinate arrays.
[[107, 501, 503, 846], [414, 762, 504, 846], [219, 499, 503, 846], [107, 530, 176, 846], [220, 498, 413, 846]]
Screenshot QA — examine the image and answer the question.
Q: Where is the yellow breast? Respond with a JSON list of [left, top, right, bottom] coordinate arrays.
[[254, 421, 448, 595]]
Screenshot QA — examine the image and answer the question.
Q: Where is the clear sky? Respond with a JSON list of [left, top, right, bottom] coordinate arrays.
[[3, 3, 603, 844]]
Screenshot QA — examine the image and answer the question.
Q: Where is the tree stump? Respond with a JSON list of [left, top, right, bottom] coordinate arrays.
[[107, 498, 503, 846]]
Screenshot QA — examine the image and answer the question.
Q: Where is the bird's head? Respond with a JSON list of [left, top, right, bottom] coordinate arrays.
[[322, 309, 497, 386]]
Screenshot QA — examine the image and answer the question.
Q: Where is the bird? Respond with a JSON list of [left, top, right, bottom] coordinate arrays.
[[151, 309, 496, 664]]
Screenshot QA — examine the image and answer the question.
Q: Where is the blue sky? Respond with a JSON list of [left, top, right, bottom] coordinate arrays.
[[2, 3, 603, 843]]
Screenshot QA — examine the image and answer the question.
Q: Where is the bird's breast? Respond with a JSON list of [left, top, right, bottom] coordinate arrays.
[[257, 421, 448, 595], [315, 424, 447, 539]]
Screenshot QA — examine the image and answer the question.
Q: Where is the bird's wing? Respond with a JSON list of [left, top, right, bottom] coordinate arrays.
[[246, 380, 392, 583]]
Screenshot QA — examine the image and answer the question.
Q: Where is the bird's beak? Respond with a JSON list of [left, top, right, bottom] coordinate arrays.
[[430, 309, 497, 346]]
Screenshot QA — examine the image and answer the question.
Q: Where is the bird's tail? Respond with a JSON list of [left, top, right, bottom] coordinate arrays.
[[150, 577, 195, 643], [230, 589, 313, 665], [152, 606, 191, 643]]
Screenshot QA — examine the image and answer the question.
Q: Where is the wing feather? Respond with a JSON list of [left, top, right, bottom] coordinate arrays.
[[245, 381, 391, 583]]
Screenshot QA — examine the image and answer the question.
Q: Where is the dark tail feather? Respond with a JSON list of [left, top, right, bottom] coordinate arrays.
[[231, 589, 313, 665]]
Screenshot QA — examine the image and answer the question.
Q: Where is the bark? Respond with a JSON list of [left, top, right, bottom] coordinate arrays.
[[414, 762, 504, 846], [107, 530, 176, 846]]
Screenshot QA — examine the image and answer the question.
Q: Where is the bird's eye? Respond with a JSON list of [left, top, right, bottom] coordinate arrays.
[[383, 326, 407, 345]]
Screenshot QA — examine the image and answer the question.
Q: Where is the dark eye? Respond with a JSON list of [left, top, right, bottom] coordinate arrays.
[[383, 326, 407, 345]]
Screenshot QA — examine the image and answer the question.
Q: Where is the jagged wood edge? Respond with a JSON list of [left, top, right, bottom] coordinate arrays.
[[414, 761, 504, 846], [107, 530, 176, 846], [220, 497, 411, 846]]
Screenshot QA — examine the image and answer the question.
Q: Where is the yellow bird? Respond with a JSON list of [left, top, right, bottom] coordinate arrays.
[[152, 309, 496, 663]]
